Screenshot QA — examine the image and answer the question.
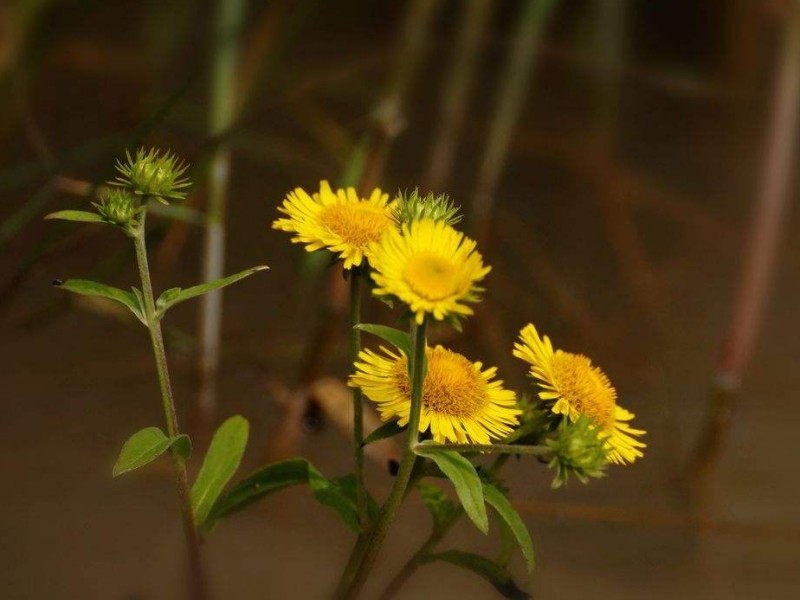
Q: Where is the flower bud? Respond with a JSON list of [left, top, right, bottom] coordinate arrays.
[[545, 416, 608, 488], [93, 187, 138, 226], [112, 147, 190, 204], [392, 189, 461, 227]]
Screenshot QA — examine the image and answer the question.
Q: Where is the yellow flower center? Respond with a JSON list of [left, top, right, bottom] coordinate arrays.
[[392, 347, 487, 418], [320, 202, 392, 248], [403, 252, 460, 301], [549, 351, 616, 427]]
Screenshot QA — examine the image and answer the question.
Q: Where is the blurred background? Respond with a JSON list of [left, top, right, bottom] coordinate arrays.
[[1, 0, 800, 598]]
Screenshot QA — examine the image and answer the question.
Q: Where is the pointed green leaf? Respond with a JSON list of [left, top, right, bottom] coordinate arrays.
[[172, 434, 192, 460], [56, 278, 146, 324], [483, 483, 535, 573], [414, 446, 488, 534], [155, 265, 268, 317], [207, 458, 311, 525], [44, 210, 106, 224], [308, 466, 360, 532], [430, 550, 530, 600], [328, 474, 380, 523], [355, 323, 412, 356], [113, 427, 170, 477], [191, 415, 249, 526], [362, 420, 405, 446], [418, 482, 458, 532]]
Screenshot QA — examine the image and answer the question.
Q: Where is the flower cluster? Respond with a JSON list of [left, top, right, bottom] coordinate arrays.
[[273, 180, 646, 482]]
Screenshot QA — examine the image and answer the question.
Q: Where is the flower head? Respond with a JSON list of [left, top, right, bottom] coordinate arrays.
[[273, 180, 394, 269], [112, 147, 190, 203], [350, 345, 520, 444], [368, 219, 490, 324], [513, 323, 646, 464], [546, 417, 608, 487], [393, 189, 462, 227], [93, 187, 139, 226]]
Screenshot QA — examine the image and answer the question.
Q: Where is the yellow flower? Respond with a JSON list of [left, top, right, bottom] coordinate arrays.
[[350, 345, 520, 444], [272, 180, 394, 269], [368, 219, 490, 324], [512, 324, 646, 465]]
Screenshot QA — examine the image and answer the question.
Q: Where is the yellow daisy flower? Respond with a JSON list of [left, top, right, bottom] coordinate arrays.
[[272, 180, 394, 269], [349, 344, 520, 444], [512, 324, 646, 465], [368, 219, 490, 324]]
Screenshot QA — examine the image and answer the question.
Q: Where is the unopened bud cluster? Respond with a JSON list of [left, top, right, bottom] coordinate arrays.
[[546, 416, 608, 488], [393, 189, 462, 228], [112, 147, 190, 204]]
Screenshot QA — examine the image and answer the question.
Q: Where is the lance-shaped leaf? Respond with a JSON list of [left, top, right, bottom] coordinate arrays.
[[45, 210, 107, 224], [428, 550, 530, 600], [113, 427, 191, 477], [415, 445, 488, 534], [205, 458, 365, 533], [355, 324, 412, 357], [483, 483, 535, 573], [55, 279, 146, 325], [191, 415, 249, 526], [155, 265, 268, 317], [362, 420, 405, 447]]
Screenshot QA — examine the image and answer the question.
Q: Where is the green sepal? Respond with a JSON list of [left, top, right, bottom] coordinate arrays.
[[55, 278, 146, 325], [191, 416, 249, 527], [155, 265, 268, 318]]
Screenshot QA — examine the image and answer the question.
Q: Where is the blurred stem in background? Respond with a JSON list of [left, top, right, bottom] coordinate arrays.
[[423, 0, 493, 191], [469, 0, 555, 247], [197, 0, 247, 437], [349, 268, 368, 530], [690, 5, 800, 491], [298, 0, 441, 430], [133, 213, 208, 600]]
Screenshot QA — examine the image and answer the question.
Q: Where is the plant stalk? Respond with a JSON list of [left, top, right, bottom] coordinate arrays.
[[133, 216, 208, 600], [335, 319, 428, 599], [349, 269, 368, 530], [197, 0, 247, 432]]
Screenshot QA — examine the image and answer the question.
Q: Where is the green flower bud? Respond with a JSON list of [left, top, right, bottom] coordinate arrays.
[[93, 187, 138, 226], [392, 189, 462, 227], [112, 147, 190, 204], [545, 416, 608, 488]]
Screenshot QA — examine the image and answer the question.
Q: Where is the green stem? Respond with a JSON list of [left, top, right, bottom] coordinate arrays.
[[414, 443, 551, 456], [350, 269, 367, 530], [133, 215, 208, 600], [335, 319, 428, 599], [378, 455, 509, 600]]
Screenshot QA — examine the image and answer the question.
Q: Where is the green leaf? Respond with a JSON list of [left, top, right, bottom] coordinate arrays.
[[308, 467, 360, 532], [355, 323, 412, 357], [191, 415, 250, 526], [207, 458, 311, 525], [418, 482, 458, 532], [155, 265, 268, 317], [328, 474, 379, 523], [56, 279, 146, 324], [44, 210, 106, 224], [483, 483, 535, 573], [113, 427, 171, 477], [205, 458, 365, 533], [414, 446, 488, 534], [362, 420, 405, 446], [430, 551, 530, 600], [172, 434, 192, 460]]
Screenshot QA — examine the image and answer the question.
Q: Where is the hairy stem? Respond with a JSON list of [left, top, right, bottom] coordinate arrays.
[[350, 269, 367, 529], [133, 216, 208, 600], [335, 319, 428, 599]]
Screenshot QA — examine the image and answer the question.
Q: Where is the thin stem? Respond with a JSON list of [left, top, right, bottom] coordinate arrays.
[[413, 443, 551, 456], [350, 269, 367, 529], [133, 216, 208, 600], [197, 0, 246, 431], [335, 319, 428, 599], [378, 454, 509, 600]]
